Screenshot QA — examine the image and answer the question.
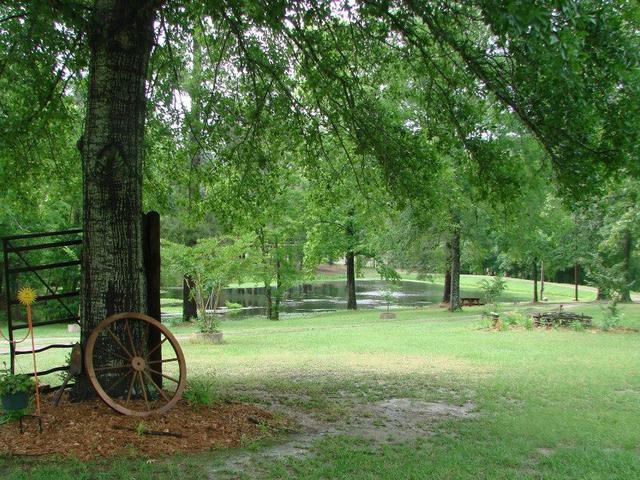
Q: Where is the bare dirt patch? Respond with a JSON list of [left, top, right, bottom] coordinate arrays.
[[213, 391, 477, 476], [0, 393, 280, 460]]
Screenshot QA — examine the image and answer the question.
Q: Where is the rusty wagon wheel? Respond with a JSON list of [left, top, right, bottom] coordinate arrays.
[[85, 312, 187, 417]]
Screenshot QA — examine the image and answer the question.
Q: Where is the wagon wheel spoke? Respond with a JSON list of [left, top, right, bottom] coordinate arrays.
[[143, 369, 170, 402], [125, 319, 138, 357], [104, 369, 133, 395], [95, 345, 130, 363], [125, 370, 137, 404], [106, 326, 134, 359], [94, 364, 131, 373], [147, 366, 180, 384], [137, 371, 150, 411], [147, 335, 167, 357], [147, 357, 178, 365]]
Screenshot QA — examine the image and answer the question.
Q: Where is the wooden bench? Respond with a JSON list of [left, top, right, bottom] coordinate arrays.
[[461, 297, 483, 306]]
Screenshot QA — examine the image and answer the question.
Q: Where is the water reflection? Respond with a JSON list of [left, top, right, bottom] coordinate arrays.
[[161, 280, 488, 320]]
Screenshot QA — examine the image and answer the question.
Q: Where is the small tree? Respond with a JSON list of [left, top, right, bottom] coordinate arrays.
[[163, 234, 256, 333], [478, 275, 507, 306]]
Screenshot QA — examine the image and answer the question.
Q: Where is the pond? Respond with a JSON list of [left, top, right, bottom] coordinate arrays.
[[161, 279, 489, 320]]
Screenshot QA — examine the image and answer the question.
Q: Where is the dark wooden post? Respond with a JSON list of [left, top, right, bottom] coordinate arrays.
[[574, 263, 579, 302], [143, 211, 162, 388]]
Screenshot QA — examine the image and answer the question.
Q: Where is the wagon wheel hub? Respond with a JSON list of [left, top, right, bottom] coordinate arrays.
[[131, 356, 146, 371]]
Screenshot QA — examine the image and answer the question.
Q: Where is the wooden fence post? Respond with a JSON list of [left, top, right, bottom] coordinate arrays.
[[143, 211, 162, 388]]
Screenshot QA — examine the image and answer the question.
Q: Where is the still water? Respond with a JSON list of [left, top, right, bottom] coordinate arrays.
[[161, 280, 488, 319]]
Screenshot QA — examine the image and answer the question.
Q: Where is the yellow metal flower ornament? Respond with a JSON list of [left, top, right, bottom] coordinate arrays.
[[17, 286, 38, 306]]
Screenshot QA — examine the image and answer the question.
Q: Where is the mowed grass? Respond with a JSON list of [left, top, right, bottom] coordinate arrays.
[[2, 300, 640, 479]]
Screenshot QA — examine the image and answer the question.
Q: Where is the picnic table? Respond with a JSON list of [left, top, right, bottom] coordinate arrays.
[[461, 297, 484, 306]]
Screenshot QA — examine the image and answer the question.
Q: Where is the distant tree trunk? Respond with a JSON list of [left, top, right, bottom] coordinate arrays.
[[449, 229, 461, 312], [183, 34, 204, 322], [74, 0, 157, 400], [272, 239, 282, 320], [443, 241, 451, 304], [346, 251, 357, 310], [574, 263, 579, 301], [540, 260, 545, 301], [183, 274, 198, 321], [265, 284, 273, 319], [532, 257, 539, 303], [620, 229, 632, 302]]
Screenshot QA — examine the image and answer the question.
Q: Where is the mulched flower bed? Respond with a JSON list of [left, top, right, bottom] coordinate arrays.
[[0, 393, 280, 460]]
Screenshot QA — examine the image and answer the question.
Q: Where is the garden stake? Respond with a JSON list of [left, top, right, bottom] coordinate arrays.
[[16, 286, 43, 432]]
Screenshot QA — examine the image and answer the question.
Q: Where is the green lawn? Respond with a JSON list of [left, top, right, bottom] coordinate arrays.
[[2, 301, 639, 479]]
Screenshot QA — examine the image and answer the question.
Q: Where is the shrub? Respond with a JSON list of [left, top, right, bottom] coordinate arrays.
[[570, 320, 585, 332], [183, 376, 219, 407], [224, 301, 243, 310], [479, 317, 493, 329], [478, 275, 507, 305], [503, 311, 527, 326], [523, 317, 534, 331], [600, 299, 622, 331]]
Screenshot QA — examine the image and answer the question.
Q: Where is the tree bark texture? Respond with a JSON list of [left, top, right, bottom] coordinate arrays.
[[620, 229, 632, 302], [265, 284, 273, 319], [532, 257, 539, 303], [442, 241, 451, 303], [183, 274, 198, 321], [443, 270, 451, 303], [540, 260, 545, 300], [273, 246, 282, 320], [76, 0, 157, 399], [448, 229, 461, 312], [346, 251, 357, 310]]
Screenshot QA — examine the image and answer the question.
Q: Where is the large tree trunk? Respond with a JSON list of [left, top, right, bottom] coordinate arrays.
[[442, 241, 451, 304], [448, 229, 461, 312], [620, 229, 632, 302], [75, 0, 157, 399], [183, 274, 198, 321], [532, 257, 539, 303], [346, 251, 357, 310]]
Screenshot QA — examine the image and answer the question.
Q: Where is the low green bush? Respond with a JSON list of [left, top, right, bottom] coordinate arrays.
[[183, 376, 219, 407], [523, 317, 534, 330], [570, 320, 585, 332], [502, 311, 527, 326], [224, 301, 243, 310], [600, 300, 622, 331]]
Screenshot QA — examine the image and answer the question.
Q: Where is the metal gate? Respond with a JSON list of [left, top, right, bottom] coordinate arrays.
[[2, 229, 82, 384]]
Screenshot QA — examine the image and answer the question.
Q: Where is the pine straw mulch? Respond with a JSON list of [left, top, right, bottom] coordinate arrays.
[[0, 393, 282, 460]]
